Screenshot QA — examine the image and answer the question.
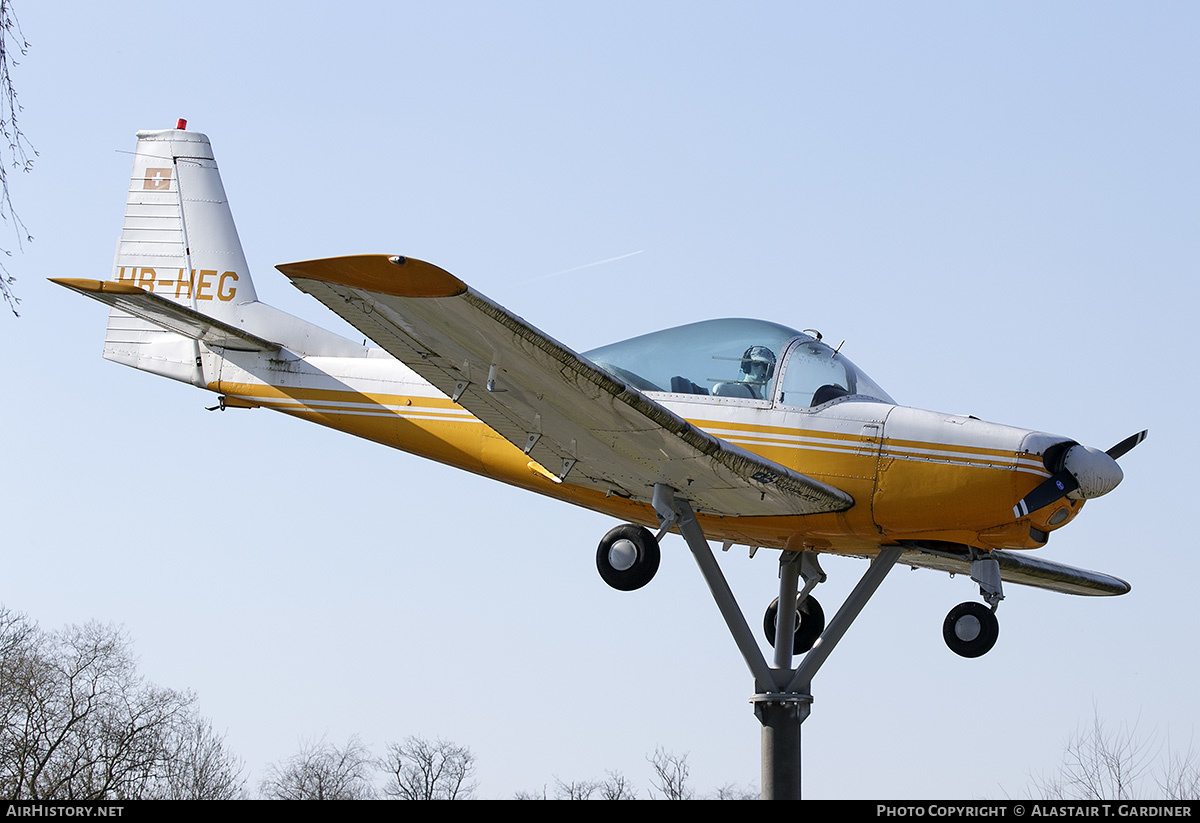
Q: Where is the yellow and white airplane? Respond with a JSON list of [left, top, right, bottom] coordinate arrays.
[[54, 124, 1144, 660]]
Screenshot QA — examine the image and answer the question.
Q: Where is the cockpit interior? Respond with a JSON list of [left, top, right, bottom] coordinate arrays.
[[584, 318, 894, 409]]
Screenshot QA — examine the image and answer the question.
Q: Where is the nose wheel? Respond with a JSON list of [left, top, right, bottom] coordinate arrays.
[[942, 601, 999, 658]]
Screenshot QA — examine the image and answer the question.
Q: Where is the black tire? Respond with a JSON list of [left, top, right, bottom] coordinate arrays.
[[596, 524, 660, 591], [763, 595, 825, 654], [942, 601, 999, 658]]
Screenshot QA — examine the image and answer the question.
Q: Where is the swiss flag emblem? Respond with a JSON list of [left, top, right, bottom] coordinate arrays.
[[144, 167, 171, 190]]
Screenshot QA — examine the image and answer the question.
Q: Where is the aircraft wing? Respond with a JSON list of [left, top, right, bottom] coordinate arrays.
[[900, 543, 1131, 596], [278, 254, 854, 518]]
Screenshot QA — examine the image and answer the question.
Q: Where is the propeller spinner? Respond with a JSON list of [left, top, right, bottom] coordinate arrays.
[[1013, 430, 1147, 519]]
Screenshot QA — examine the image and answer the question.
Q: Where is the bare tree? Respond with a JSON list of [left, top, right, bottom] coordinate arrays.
[[553, 776, 600, 800], [0, 605, 42, 793], [648, 747, 694, 800], [259, 736, 377, 800], [713, 781, 759, 800], [0, 0, 34, 314], [0, 607, 245, 800], [598, 769, 637, 800], [512, 785, 549, 800], [379, 735, 476, 800], [158, 717, 247, 800], [597, 772, 643, 801], [17, 620, 186, 798], [525, 769, 635, 800], [1023, 710, 1200, 800], [1156, 734, 1200, 800]]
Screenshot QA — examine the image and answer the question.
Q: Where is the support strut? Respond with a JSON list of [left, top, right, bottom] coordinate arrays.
[[651, 484, 903, 799]]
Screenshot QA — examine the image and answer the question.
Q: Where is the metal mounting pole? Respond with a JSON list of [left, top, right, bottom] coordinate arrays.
[[651, 484, 905, 800], [757, 552, 803, 798]]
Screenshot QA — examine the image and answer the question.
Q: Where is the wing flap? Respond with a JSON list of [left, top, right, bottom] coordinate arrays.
[[51, 278, 280, 353], [278, 255, 853, 517]]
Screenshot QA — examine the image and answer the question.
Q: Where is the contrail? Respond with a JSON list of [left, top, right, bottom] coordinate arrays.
[[521, 250, 644, 284]]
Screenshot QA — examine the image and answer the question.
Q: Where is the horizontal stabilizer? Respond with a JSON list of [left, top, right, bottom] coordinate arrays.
[[51, 278, 279, 353], [901, 543, 1130, 596]]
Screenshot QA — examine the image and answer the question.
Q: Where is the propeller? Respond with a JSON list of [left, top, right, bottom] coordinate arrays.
[[1105, 429, 1148, 460], [1013, 430, 1147, 519]]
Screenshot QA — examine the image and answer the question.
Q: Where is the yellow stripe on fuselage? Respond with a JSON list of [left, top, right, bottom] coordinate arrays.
[[691, 418, 1046, 477], [211, 382, 1057, 551], [239, 393, 476, 424]]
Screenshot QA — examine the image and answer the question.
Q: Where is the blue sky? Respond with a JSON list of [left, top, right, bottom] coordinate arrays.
[[0, 2, 1195, 799]]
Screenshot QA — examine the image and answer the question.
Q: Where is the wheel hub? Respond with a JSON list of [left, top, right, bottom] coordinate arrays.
[[954, 615, 981, 642], [608, 539, 638, 571]]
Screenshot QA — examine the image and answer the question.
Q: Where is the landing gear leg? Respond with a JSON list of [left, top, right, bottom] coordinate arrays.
[[943, 550, 1003, 658], [970, 549, 1004, 610]]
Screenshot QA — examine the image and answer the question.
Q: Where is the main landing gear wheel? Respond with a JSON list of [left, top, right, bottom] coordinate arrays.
[[763, 595, 826, 654], [943, 601, 999, 658], [596, 524, 660, 591]]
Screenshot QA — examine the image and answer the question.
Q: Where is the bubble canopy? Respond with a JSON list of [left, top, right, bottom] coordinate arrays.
[[584, 318, 894, 408]]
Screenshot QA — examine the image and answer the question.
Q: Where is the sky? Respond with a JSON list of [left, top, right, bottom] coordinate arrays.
[[0, 1, 1196, 800]]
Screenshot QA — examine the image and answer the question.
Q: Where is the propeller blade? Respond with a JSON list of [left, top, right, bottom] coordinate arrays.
[[1013, 471, 1079, 518], [1106, 429, 1147, 460]]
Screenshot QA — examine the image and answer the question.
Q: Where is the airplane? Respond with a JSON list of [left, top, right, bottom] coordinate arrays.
[[54, 122, 1145, 661]]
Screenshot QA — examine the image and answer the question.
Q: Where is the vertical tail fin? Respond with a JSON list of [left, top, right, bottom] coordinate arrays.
[[113, 125, 258, 309], [57, 122, 364, 383], [104, 124, 259, 382]]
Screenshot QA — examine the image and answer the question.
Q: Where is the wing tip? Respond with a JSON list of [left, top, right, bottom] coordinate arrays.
[[50, 277, 145, 296], [276, 254, 467, 299]]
